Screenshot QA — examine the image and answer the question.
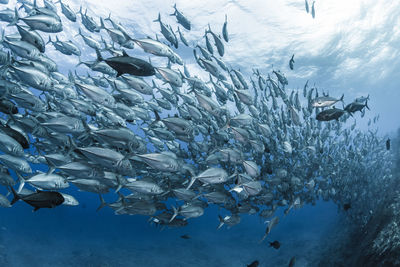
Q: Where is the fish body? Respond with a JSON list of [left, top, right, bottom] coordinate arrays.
[[316, 108, 346, 121], [311, 94, 344, 108], [289, 54, 295, 70], [171, 4, 191, 30], [10, 186, 64, 211], [97, 49, 155, 77]]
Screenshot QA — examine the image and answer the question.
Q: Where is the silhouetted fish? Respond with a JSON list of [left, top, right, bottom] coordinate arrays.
[[343, 203, 351, 211], [180, 234, 191, 239], [96, 49, 155, 77], [386, 138, 390, 150], [288, 256, 296, 267], [269, 240, 281, 249], [9, 186, 64, 212], [247, 260, 259, 267]]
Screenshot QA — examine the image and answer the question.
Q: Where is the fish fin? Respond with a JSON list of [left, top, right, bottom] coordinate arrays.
[[15, 172, 25, 193], [217, 215, 224, 229], [340, 94, 344, 102], [122, 49, 129, 57], [185, 176, 197, 190], [153, 13, 161, 23], [99, 17, 106, 30], [33, 207, 40, 212], [365, 100, 370, 110], [96, 194, 107, 212], [114, 178, 123, 193], [169, 205, 178, 223], [258, 233, 267, 244], [47, 167, 55, 175], [95, 48, 104, 62], [7, 8, 19, 26], [154, 110, 161, 121], [9, 186, 20, 205]]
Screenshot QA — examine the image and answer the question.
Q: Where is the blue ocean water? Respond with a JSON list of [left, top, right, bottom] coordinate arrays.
[[0, 184, 341, 266], [0, 0, 398, 266]]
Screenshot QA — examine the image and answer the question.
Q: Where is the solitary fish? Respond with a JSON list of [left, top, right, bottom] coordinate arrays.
[[9, 186, 64, 212], [289, 54, 295, 70], [386, 138, 390, 150], [180, 234, 191, 239], [247, 260, 259, 267], [269, 240, 281, 249], [343, 203, 351, 211], [288, 256, 296, 267], [222, 14, 228, 42]]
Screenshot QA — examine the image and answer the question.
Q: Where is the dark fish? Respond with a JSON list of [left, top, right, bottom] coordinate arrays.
[[269, 240, 281, 249], [0, 124, 29, 149], [180, 234, 191, 239], [289, 54, 294, 70], [344, 101, 369, 113], [316, 107, 346, 121], [9, 186, 64, 212], [386, 138, 390, 150], [0, 99, 18, 114], [247, 260, 259, 267], [343, 203, 351, 211], [96, 49, 155, 77], [288, 256, 296, 267]]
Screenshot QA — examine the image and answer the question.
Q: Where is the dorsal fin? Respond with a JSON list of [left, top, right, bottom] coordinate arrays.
[[122, 49, 129, 57]]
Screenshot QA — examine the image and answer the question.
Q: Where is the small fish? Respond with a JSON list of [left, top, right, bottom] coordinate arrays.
[[305, 0, 309, 13], [180, 234, 191, 239], [289, 54, 295, 70], [343, 203, 351, 211], [386, 138, 390, 150], [288, 256, 296, 267], [311, 1, 315, 19], [222, 14, 228, 42], [269, 240, 281, 249], [247, 260, 259, 267]]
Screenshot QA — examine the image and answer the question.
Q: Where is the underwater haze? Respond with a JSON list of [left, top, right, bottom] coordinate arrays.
[[0, 0, 399, 267]]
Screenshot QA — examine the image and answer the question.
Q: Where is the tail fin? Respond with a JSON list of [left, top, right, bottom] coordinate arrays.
[[96, 194, 107, 211], [15, 172, 26, 193], [170, 4, 177, 16], [115, 175, 123, 193], [74, 28, 82, 38], [186, 176, 197, 190], [154, 109, 161, 121], [46, 36, 52, 45], [169, 205, 178, 223], [99, 17, 106, 30], [8, 8, 19, 26], [217, 215, 224, 229], [340, 93, 344, 102], [95, 48, 104, 62], [259, 233, 268, 244], [9, 186, 20, 205], [365, 100, 370, 110], [153, 13, 161, 23]]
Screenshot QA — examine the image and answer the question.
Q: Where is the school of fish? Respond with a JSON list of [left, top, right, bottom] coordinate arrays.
[[0, 0, 394, 241]]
